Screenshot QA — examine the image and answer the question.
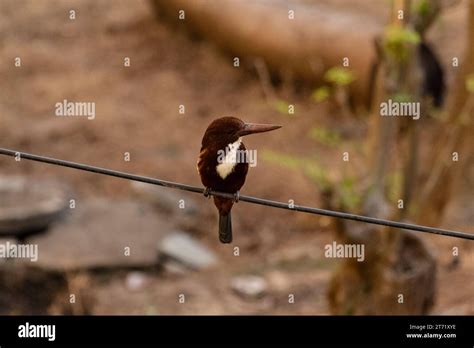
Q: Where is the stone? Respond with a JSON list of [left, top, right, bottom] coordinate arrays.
[[131, 181, 199, 216], [162, 259, 189, 275], [230, 275, 268, 298], [0, 176, 70, 237], [27, 199, 170, 271], [125, 271, 149, 292], [157, 231, 217, 270]]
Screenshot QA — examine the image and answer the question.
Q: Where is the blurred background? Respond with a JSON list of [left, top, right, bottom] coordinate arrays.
[[0, 0, 472, 315]]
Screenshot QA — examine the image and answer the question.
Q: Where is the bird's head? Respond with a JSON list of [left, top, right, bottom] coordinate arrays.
[[202, 116, 281, 147]]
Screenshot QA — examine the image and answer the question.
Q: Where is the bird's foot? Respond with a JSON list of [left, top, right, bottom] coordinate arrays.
[[203, 187, 212, 198], [233, 191, 240, 203]]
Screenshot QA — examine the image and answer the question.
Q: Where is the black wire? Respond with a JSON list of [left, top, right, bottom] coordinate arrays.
[[1, 147, 472, 240]]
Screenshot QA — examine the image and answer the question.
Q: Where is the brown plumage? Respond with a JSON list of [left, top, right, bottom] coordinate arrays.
[[197, 116, 281, 243]]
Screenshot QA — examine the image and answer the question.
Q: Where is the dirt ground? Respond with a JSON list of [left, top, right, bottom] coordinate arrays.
[[0, 0, 472, 314]]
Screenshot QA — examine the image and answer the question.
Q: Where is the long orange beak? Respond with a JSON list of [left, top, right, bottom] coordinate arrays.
[[238, 122, 282, 136]]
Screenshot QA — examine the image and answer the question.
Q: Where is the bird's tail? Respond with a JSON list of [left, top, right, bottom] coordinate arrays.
[[219, 212, 232, 243]]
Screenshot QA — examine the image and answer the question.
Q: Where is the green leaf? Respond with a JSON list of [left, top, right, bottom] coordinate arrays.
[[311, 86, 331, 103], [466, 74, 474, 93], [391, 92, 414, 103], [308, 127, 341, 147], [261, 149, 301, 170], [303, 162, 330, 190], [261, 150, 330, 189], [273, 99, 294, 116], [383, 26, 421, 62], [414, 0, 430, 17], [324, 67, 356, 87], [385, 26, 420, 45], [338, 176, 361, 210]]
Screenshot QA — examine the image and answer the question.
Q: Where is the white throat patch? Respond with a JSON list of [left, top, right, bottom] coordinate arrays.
[[216, 138, 242, 179]]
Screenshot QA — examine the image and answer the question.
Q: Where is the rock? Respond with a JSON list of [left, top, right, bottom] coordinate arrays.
[[162, 259, 189, 275], [28, 199, 170, 271], [125, 271, 149, 292], [231, 275, 268, 298], [131, 181, 199, 216], [0, 176, 70, 237], [157, 231, 217, 270]]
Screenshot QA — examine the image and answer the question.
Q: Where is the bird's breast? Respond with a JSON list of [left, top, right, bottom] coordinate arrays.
[[216, 138, 244, 179], [198, 139, 249, 193]]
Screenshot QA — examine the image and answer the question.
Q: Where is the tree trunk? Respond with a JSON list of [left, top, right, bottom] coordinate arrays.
[[149, 0, 381, 107]]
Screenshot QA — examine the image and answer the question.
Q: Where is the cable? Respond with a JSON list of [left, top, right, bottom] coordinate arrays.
[[0, 147, 472, 240]]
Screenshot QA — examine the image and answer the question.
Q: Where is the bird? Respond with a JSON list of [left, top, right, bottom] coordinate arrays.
[[197, 116, 281, 243]]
